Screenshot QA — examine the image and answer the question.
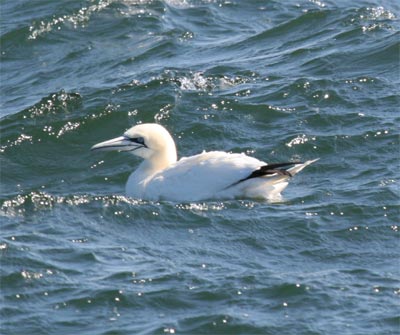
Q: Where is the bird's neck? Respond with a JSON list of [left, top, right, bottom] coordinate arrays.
[[126, 150, 177, 198], [136, 148, 177, 179], [148, 152, 176, 174]]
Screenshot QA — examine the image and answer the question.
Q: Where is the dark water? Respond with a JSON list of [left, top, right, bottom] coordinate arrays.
[[1, 1, 399, 334]]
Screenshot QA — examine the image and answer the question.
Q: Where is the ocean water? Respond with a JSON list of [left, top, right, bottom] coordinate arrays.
[[1, 0, 399, 334]]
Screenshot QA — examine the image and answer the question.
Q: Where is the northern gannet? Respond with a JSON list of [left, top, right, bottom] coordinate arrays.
[[91, 123, 318, 201]]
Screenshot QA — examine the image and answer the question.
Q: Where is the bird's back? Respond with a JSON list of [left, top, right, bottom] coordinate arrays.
[[136, 151, 275, 201]]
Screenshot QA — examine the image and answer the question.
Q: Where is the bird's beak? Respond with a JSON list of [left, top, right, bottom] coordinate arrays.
[[91, 136, 139, 152]]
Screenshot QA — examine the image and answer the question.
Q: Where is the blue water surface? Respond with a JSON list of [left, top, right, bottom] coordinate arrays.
[[1, 1, 399, 334]]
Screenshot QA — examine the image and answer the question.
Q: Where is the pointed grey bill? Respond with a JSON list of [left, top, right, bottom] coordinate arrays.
[[91, 136, 142, 152]]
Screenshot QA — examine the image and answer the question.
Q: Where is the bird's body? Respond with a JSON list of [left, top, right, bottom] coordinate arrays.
[[91, 123, 317, 202]]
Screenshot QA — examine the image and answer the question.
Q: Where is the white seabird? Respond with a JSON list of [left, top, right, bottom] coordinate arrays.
[[91, 123, 318, 201]]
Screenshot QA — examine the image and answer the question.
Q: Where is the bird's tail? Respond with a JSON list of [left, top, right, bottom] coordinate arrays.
[[253, 158, 319, 201], [286, 158, 319, 177], [257, 158, 319, 187]]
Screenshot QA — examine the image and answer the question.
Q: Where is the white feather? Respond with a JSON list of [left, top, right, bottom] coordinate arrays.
[[91, 123, 318, 201]]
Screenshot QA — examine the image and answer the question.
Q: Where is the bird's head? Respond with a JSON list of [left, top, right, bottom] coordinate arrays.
[[91, 123, 177, 165]]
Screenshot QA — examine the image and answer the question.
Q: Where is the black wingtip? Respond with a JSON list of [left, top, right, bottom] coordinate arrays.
[[225, 161, 300, 189]]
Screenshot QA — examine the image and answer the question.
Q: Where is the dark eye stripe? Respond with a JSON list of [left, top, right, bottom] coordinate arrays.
[[124, 136, 146, 146], [134, 137, 145, 145]]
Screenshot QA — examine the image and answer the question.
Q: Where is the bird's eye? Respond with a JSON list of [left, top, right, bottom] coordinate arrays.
[[133, 137, 145, 145]]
